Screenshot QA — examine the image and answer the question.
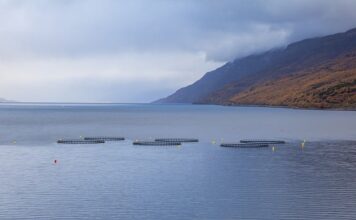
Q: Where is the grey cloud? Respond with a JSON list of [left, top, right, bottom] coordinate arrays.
[[0, 0, 356, 102], [0, 0, 356, 61]]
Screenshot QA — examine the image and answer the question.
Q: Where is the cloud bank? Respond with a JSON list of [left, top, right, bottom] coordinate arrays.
[[0, 0, 355, 102]]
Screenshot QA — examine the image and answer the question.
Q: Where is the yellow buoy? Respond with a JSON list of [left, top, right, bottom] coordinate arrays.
[[272, 146, 275, 152]]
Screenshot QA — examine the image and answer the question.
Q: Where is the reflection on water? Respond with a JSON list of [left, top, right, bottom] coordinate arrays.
[[0, 104, 355, 219]]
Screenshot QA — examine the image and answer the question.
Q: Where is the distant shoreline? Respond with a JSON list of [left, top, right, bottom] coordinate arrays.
[[220, 103, 356, 112], [1, 101, 355, 111], [158, 102, 356, 112], [0, 101, 141, 105]]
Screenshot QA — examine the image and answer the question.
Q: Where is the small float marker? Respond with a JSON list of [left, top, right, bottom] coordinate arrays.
[[301, 140, 306, 149]]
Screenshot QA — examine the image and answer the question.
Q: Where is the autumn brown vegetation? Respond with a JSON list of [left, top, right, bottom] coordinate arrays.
[[226, 54, 356, 109]]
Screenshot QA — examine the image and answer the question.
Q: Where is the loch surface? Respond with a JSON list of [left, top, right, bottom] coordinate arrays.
[[0, 103, 355, 219]]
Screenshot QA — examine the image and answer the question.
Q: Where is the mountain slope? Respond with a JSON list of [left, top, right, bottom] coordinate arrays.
[[223, 54, 356, 109], [155, 28, 356, 109]]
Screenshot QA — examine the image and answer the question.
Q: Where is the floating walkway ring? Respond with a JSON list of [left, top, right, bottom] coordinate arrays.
[[240, 139, 285, 144], [155, 138, 199, 143], [220, 143, 269, 148], [57, 139, 105, 144], [84, 137, 125, 141], [133, 141, 181, 146]]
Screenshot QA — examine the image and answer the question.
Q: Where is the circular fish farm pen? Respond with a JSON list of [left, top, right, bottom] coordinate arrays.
[[240, 139, 286, 144], [133, 141, 181, 146], [155, 138, 199, 143], [220, 143, 269, 148], [84, 137, 125, 141], [57, 139, 105, 144]]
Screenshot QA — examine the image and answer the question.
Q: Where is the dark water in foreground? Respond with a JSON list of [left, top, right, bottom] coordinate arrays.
[[0, 103, 355, 219]]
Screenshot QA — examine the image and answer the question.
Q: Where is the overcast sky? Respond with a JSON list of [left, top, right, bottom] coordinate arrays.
[[0, 0, 355, 102]]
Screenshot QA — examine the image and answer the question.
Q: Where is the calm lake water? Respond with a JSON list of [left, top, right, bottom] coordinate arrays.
[[0, 103, 355, 219]]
